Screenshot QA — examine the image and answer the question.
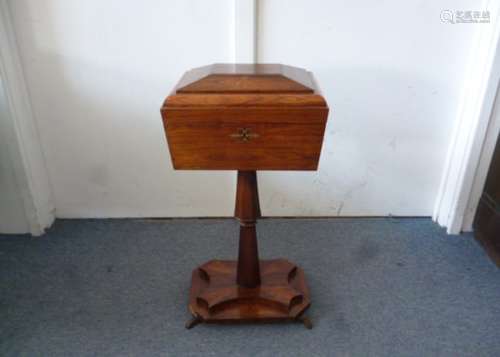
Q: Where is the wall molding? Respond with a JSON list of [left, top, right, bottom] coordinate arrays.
[[233, 0, 257, 62], [0, 0, 55, 235], [463, 80, 500, 231], [433, 1, 500, 234]]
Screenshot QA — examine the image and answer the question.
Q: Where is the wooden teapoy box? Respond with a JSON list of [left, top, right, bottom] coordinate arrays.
[[161, 64, 329, 170]]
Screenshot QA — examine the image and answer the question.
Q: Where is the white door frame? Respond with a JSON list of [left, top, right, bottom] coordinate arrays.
[[0, 0, 55, 235], [433, 1, 500, 234], [463, 82, 500, 231]]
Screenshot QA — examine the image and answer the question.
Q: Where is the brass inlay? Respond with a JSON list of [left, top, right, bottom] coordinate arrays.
[[229, 128, 259, 142]]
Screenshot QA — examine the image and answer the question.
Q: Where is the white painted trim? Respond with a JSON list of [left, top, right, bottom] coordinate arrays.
[[433, 1, 500, 234], [0, 1, 55, 235], [462, 82, 500, 231], [234, 0, 257, 62]]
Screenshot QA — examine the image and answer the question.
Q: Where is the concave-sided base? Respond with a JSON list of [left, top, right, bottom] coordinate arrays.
[[188, 259, 311, 325]]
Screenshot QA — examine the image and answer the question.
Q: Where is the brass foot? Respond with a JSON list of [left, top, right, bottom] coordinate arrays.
[[185, 315, 203, 329], [297, 316, 313, 329]]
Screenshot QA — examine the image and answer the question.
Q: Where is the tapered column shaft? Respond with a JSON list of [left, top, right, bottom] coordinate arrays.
[[235, 171, 261, 287]]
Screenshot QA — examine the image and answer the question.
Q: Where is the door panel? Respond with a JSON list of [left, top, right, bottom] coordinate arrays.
[[474, 133, 500, 266]]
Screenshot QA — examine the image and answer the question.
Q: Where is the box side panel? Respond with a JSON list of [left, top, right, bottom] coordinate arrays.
[[161, 107, 328, 170]]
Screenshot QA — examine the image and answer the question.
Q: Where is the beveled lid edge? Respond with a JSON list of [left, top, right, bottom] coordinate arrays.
[[174, 63, 317, 94]]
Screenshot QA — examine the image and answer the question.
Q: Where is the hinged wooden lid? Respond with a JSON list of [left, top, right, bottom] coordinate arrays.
[[164, 63, 327, 108], [161, 63, 329, 170]]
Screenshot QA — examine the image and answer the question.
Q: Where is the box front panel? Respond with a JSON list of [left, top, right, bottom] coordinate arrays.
[[162, 107, 328, 170]]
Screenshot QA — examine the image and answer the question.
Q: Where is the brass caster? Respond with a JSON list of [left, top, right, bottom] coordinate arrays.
[[185, 315, 203, 329], [297, 316, 313, 329]]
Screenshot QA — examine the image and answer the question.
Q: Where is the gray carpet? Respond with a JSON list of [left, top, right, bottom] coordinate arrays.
[[0, 218, 499, 356]]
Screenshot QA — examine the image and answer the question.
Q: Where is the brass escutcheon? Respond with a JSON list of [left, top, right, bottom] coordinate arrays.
[[229, 128, 259, 142]]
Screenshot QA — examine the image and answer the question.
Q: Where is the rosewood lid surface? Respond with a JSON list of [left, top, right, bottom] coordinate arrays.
[[164, 63, 327, 108]]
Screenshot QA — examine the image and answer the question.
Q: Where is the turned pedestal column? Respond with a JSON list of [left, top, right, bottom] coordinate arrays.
[[235, 171, 261, 288], [185, 171, 311, 329]]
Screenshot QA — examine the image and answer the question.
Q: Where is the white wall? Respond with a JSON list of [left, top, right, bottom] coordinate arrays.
[[9, 0, 237, 218], [258, 0, 484, 216], [7, 0, 484, 218]]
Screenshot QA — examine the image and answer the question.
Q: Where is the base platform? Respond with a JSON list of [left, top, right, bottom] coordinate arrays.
[[187, 259, 311, 327]]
